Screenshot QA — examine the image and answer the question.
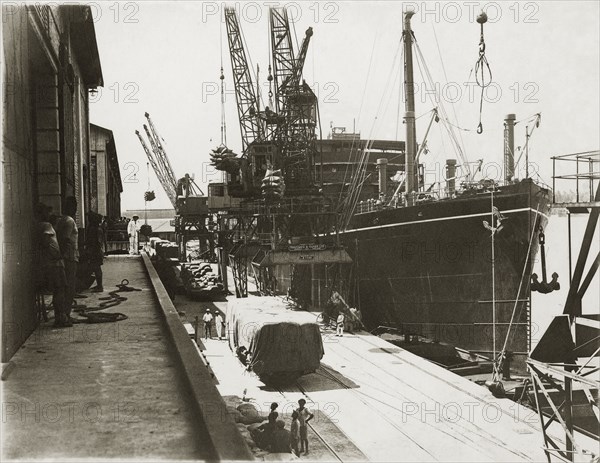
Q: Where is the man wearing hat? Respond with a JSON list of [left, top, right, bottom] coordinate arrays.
[[127, 215, 140, 255], [202, 309, 213, 339]]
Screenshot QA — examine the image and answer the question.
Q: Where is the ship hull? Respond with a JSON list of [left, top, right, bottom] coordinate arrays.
[[341, 179, 551, 366]]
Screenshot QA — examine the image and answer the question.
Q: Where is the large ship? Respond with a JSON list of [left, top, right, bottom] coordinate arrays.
[[333, 11, 551, 369], [341, 179, 549, 361]]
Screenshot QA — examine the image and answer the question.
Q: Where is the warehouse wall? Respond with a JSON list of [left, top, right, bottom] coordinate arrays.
[[2, 5, 47, 362], [2, 5, 102, 362]]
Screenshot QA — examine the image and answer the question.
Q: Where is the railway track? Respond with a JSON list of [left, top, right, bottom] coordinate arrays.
[[273, 382, 345, 462], [323, 333, 535, 462]]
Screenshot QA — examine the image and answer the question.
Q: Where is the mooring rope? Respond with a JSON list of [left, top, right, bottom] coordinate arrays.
[[72, 279, 140, 323]]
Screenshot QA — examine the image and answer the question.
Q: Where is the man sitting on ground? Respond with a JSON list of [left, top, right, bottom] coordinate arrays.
[[250, 411, 278, 450], [270, 420, 292, 453]]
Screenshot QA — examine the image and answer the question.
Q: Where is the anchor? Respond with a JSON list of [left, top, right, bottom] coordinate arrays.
[[531, 226, 560, 294]]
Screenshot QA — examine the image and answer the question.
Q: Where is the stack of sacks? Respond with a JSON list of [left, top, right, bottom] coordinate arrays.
[[261, 168, 284, 198], [181, 263, 224, 294], [156, 241, 178, 259], [210, 145, 240, 175]]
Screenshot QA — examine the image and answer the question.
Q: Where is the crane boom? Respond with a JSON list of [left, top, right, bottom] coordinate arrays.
[[224, 7, 263, 156], [135, 129, 177, 207], [135, 130, 161, 192], [269, 7, 295, 114], [288, 27, 313, 90], [144, 112, 179, 191], [142, 123, 177, 206]]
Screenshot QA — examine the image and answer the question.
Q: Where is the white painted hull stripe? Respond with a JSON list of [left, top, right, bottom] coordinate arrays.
[[340, 207, 549, 234]]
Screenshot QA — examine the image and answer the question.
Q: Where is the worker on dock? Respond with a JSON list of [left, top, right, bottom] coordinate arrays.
[[270, 420, 292, 454], [214, 311, 224, 340], [251, 411, 278, 450], [56, 196, 79, 327], [35, 203, 67, 327], [100, 215, 108, 254], [86, 211, 105, 292], [296, 398, 314, 455], [127, 215, 140, 255], [336, 311, 345, 337], [202, 309, 213, 339], [268, 402, 278, 421]]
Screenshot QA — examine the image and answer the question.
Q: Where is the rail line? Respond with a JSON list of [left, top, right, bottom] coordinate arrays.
[[327, 333, 535, 461], [272, 382, 345, 462], [312, 365, 436, 459]]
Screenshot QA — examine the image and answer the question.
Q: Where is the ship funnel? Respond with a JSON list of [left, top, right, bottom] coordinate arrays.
[[446, 159, 457, 195], [504, 114, 516, 183], [377, 158, 388, 199]]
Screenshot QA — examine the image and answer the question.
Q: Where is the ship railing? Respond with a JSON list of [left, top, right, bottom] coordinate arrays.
[[551, 150, 600, 205], [229, 230, 272, 245], [355, 184, 452, 214], [354, 177, 545, 214], [228, 195, 334, 216]]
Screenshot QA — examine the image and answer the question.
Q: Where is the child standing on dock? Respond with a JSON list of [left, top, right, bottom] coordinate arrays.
[[290, 410, 300, 456]]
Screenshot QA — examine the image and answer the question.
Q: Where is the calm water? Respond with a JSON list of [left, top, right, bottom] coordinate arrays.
[[531, 211, 599, 349]]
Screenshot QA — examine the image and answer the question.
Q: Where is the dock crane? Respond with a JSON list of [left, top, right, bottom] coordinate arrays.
[[215, 6, 349, 299], [269, 6, 317, 191], [135, 113, 209, 261], [218, 6, 317, 194], [135, 129, 173, 205], [223, 6, 264, 155], [137, 112, 204, 206]]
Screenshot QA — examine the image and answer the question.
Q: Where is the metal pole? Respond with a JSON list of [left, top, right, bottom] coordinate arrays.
[[491, 189, 496, 367], [220, 247, 229, 293], [145, 162, 150, 225], [355, 238, 361, 312], [576, 158, 579, 202], [403, 11, 417, 201], [525, 126, 529, 178], [590, 157, 594, 201], [568, 211, 572, 284], [310, 264, 315, 309], [564, 376, 574, 461], [552, 157, 556, 203]]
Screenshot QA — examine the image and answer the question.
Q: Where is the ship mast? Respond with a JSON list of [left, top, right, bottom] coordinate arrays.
[[403, 11, 418, 201]]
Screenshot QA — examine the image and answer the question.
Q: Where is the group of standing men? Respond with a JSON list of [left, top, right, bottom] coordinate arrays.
[[202, 309, 224, 340], [36, 197, 108, 327], [36, 197, 80, 327]]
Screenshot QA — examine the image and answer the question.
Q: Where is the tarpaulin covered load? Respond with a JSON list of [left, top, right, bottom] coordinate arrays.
[[227, 297, 324, 378]]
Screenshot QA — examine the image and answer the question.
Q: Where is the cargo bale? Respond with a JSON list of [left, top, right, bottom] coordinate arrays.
[[226, 296, 324, 381]]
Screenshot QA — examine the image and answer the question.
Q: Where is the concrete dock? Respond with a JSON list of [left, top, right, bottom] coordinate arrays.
[[1, 255, 251, 461], [194, 289, 599, 462]]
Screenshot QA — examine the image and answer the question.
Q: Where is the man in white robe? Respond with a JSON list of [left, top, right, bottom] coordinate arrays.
[[127, 215, 140, 255]]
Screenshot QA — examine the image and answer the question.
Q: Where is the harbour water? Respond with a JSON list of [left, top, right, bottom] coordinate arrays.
[[531, 210, 599, 349]]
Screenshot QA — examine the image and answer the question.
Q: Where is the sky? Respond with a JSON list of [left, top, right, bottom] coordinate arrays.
[[88, 1, 600, 211]]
